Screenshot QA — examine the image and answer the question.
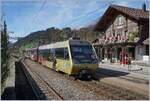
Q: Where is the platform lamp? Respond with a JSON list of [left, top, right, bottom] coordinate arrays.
[[37, 40, 42, 62]]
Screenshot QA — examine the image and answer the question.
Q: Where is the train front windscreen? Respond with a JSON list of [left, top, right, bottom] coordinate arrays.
[[70, 45, 98, 64]]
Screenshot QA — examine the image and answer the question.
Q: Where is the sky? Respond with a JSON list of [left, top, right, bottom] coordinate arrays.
[[1, 0, 149, 42]]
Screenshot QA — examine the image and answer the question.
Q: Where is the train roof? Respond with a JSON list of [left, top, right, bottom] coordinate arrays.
[[39, 40, 69, 50], [24, 47, 37, 51], [26, 39, 92, 50]]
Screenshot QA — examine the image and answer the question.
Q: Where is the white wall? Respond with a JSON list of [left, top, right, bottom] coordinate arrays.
[[135, 45, 149, 61]]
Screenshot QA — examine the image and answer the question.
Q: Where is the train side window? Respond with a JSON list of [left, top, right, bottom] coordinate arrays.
[[49, 48, 56, 62], [64, 48, 69, 60], [39, 49, 42, 55], [55, 48, 69, 60], [33, 49, 36, 55], [42, 49, 50, 60], [55, 48, 64, 59]]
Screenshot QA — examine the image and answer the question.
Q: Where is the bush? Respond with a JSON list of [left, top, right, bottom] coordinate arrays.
[[128, 32, 138, 42]]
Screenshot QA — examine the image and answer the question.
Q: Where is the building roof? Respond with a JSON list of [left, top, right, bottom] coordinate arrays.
[[94, 4, 149, 31], [111, 5, 149, 19]]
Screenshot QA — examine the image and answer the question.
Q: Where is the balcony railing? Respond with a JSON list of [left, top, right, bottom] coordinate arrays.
[[94, 34, 130, 45]]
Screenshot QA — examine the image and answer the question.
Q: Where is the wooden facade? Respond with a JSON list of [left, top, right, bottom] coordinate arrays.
[[93, 4, 149, 64]]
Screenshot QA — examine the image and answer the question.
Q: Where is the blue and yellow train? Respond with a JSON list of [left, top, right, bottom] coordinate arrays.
[[25, 38, 98, 79]]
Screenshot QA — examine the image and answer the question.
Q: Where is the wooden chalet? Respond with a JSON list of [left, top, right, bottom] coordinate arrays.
[[93, 4, 149, 64]]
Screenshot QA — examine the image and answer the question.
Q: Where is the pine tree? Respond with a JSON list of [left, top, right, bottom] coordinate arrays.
[[1, 21, 10, 89]]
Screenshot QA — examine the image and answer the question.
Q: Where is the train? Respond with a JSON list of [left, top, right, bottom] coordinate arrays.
[[24, 38, 99, 79]]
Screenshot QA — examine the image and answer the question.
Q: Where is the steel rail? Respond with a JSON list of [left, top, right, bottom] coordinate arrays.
[[21, 59, 64, 100]]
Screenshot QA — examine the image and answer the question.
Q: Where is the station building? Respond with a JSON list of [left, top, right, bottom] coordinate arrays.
[[92, 4, 149, 64]]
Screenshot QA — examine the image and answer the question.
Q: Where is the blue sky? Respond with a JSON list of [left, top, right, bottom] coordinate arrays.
[[1, 0, 149, 42]]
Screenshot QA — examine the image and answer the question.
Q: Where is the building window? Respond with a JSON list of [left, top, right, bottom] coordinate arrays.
[[133, 27, 137, 32], [138, 47, 140, 54], [118, 15, 123, 25], [146, 45, 149, 55]]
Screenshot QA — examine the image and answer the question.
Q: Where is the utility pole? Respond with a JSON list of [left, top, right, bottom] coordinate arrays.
[[37, 41, 41, 62]]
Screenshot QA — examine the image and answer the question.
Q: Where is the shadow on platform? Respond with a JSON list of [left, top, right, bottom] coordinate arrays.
[[95, 68, 129, 80], [1, 87, 16, 100], [14, 61, 48, 100]]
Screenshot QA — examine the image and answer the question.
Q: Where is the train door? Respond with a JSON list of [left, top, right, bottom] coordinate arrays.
[[55, 47, 71, 74], [49, 48, 56, 69]]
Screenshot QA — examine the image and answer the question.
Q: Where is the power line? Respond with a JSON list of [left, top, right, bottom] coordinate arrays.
[[63, 0, 115, 27], [65, 0, 114, 26], [25, 0, 47, 33], [32, 0, 47, 24], [74, 18, 100, 29], [25, 0, 115, 34]]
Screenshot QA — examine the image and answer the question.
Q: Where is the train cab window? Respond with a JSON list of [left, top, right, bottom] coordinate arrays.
[[70, 45, 98, 64]]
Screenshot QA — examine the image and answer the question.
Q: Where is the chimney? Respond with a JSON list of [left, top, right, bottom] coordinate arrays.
[[142, 3, 146, 12]]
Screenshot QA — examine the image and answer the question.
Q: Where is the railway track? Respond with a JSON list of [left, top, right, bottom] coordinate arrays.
[[49, 66, 148, 100], [20, 60, 64, 100], [76, 79, 148, 100], [61, 71, 148, 100], [21, 59, 148, 100], [50, 66, 148, 99]]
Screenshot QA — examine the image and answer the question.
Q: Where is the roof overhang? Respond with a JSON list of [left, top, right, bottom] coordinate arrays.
[[94, 5, 149, 32]]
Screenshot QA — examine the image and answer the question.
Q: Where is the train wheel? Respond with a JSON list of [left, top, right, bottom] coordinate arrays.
[[92, 74, 98, 80]]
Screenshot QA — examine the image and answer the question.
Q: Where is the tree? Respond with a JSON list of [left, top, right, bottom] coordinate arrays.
[[1, 21, 10, 90], [13, 26, 100, 49]]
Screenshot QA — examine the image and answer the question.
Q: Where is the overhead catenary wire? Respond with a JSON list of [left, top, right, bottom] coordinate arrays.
[[3, 0, 118, 42], [32, 0, 47, 24], [25, 0, 47, 33], [62, 0, 116, 27], [26, 0, 116, 35]]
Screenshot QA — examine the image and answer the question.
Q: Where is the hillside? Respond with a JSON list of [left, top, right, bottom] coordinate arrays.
[[14, 27, 101, 49]]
